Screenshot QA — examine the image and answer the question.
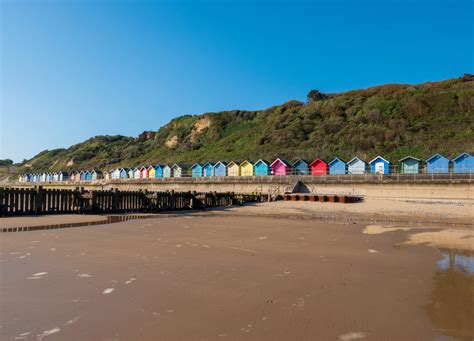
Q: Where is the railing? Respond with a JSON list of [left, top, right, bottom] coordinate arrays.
[[0, 187, 265, 217]]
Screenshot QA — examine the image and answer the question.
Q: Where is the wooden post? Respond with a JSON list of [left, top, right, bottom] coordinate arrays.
[[35, 186, 43, 214]]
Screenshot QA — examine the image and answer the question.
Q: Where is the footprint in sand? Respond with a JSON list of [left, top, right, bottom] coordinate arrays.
[[338, 331, 367, 340], [368, 249, 379, 253], [102, 288, 114, 295]]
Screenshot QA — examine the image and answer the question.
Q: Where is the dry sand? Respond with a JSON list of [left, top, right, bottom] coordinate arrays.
[[206, 198, 474, 227], [1, 213, 473, 340]]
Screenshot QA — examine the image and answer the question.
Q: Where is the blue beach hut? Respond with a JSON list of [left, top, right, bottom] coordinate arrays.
[[84, 170, 93, 181], [399, 156, 421, 174], [213, 161, 228, 177], [119, 168, 129, 179], [191, 163, 204, 177], [293, 159, 309, 175], [452, 153, 474, 173], [329, 157, 347, 175], [154, 165, 164, 178], [203, 162, 215, 177], [369, 156, 391, 174], [347, 157, 367, 174], [426, 154, 449, 173], [254, 159, 270, 176]]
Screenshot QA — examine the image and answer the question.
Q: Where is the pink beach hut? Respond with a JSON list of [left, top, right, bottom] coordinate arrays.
[[270, 158, 291, 176], [140, 166, 148, 179]]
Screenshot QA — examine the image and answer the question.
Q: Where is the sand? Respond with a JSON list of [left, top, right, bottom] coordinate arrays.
[[1, 213, 473, 340], [0, 215, 106, 229], [205, 198, 474, 227]]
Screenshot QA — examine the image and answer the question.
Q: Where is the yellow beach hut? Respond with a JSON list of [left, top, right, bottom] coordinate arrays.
[[240, 160, 254, 176], [227, 161, 241, 177], [147, 165, 155, 179]]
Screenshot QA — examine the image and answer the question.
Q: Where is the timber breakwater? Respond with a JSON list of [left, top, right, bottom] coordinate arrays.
[[0, 186, 264, 220]]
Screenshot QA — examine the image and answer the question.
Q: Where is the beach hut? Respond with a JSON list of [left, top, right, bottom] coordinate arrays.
[[139, 166, 148, 179], [39, 173, 46, 182], [58, 171, 69, 182], [452, 153, 474, 173], [18, 174, 25, 183], [133, 168, 141, 179], [255, 159, 270, 176], [69, 172, 76, 181], [153, 165, 164, 178], [128, 168, 135, 178], [227, 161, 241, 176], [163, 165, 172, 178], [399, 156, 421, 174], [26, 174, 33, 182], [213, 161, 228, 177], [203, 162, 215, 177], [147, 166, 155, 179], [119, 168, 129, 179], [270, 158, 291, 176], [240, 160, 254, 176], [369, 156, 391, 174], [52, 172, 59, 182], [309, 158, 328, 175], [91, 169, 103, 180], [46, 173, 54, 182], [329, 157, 347, 175], [347, 157, 367, 174], [426, 154, 449, 173], [83, 170, 92, 181], [191, 163, 204, 178], [293, 159, 309, 175], [112, 169, 121, 179], [172, 163, 189, 177]]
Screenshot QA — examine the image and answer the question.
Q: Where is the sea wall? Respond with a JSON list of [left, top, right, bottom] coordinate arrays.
[[10, 175, 474, 200]]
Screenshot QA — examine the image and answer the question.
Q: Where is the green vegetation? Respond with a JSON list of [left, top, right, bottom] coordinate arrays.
[[18, 75, 474, 173]]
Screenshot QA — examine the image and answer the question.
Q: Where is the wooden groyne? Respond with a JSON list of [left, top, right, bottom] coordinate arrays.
[[0, 186, 265, 217]]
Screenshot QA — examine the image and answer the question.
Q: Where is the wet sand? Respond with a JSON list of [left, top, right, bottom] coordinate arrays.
[[0, 215, 107, 229], [1, 213, 472, 340]]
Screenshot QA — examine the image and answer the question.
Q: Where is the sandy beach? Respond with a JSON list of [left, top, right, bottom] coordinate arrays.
[[1, 207, 473, 340]]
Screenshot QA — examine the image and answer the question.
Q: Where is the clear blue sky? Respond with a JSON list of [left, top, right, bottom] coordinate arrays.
[[1, 0, 472, 162]]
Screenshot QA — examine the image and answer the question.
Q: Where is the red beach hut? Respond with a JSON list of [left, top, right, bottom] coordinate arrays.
[[140, 166, 148, 179], [309, 158, 328, 175], [270, 158, 291, 176]]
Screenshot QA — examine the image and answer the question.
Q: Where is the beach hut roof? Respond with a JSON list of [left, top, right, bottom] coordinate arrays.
[[347, 157, 367, 165], [140, 166, 148, 170], [91, 169, 102, 174], [191, 162, 203, 169], [240, 160, 254, 166], [270, 158, 290, 167], [228, 160, 242, 166], [255, 159, 269, 166], [309, 157, 327, 166], [328, 157, 346, 166], [452, 152, 473, 162], [172, 163, 190, 169], [214, 161, 228, 167], [293, 159, 309, 166], [369, 156, 390, 164], [399, 156, 421, 162], [203, 162, 215, 167], [147, 165, 154, 170], [153, 164, 163, 169], [426, 153, 448, 162]]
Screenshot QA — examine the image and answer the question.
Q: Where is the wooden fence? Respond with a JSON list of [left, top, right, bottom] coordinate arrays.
[[0, 186, 264, 217]]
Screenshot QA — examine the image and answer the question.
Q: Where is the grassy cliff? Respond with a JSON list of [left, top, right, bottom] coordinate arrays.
[[19, 75, 474, 172]]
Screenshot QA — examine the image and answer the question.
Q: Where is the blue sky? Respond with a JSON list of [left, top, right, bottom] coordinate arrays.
[[1, 0, 472, 162]]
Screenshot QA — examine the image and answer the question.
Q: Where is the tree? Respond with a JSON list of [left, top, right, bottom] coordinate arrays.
[[307, 89, 328, 102]]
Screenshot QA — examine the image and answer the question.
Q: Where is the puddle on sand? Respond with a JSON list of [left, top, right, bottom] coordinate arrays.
[[1, 214, 160, 233], [426, 251, 474, 340]]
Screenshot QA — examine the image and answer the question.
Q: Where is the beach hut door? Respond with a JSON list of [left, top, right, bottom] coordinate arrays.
[[375, 162, 384, 174]]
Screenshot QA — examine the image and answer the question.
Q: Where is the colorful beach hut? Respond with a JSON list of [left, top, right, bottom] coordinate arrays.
[[399, 156, 421, 174], [329, 157, 347, 175], [213, 161, 227, 177], [120, 168, 130, 179], [172, 163, 189, 177], [452, 153, 474, 173], [132, 168, 140, 179], [191, 163, 204, 178], [111, 169, 120, 179], [203, 162, 215, 177], [227, 161, 241, 176], [79, 171, 86, 181], [369, 156, 391, 174], [147, 166, 155, 179], [347, 157, 367, 174], [270, 158, 291, 176], [255, 159, 270, 176], [52, 173, 59, 182], [69, 171, 77, 181], [293, 159, 309, 175], [163, 165, 172, 178], [240, 160, 254, 176], [46, 173, 54, 182], [426, 154, 449, 173], [153, 165, 164, 178], [84, 170, 93, 181], [309, 158, 328, 175], [91, 169, 103, 180], [140, 166, 148, 179]]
